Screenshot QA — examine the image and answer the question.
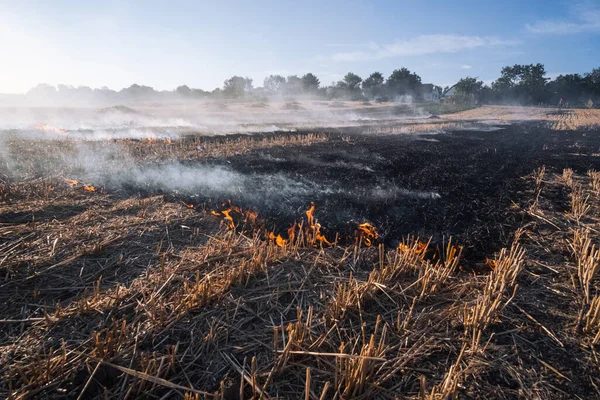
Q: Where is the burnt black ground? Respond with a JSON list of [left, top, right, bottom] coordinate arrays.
[[132, 121, 600, 264]]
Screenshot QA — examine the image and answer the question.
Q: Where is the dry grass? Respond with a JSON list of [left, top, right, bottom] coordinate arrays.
[[571, 228, 600, 304], [444, 106, 600, 131], [2, 137, 600, 398]]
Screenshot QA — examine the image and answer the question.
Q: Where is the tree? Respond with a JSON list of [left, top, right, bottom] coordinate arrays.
[[386, 68, 422, 98], [301, 73, 320, 93], [450, 77, 484, 106], [176, 85, 192, 96], [223, 76, 253, 98], [285, 75, 303, 95], [455, 77, 483, 95], [492, 64, 548, 104], [343, 72, 362, 91], [585, 68, 600, 97], [120, 84, 156, 98], [263, 75, 286, 93], [362, 72, 384, 99]]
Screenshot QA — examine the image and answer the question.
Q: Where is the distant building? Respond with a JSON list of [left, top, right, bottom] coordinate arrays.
[[442, 83, 475, 104], [442, 84, 458, 101], [421, 84, 442, 103]]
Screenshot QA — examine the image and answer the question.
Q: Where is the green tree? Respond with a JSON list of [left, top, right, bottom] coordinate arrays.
[[285, 75, 304, 95], [386, 68, 422, 98], [176, 85, 192, 96], [492, 64, 548, 104], [263, 75, 286, 93], [585, 68, 600, 97], [223, 76, 253, 98], [343, 72, 363, 91], [362, 72, 384, 99], [301, 73, 320, 92], [455, 77, 483, 95]]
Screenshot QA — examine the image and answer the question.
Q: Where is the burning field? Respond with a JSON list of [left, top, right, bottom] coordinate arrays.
[[2, 103, 600, 399]]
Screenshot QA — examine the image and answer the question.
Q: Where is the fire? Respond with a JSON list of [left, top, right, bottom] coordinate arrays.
[[305, 202, 332, 245], [64, 178, 97, 192], [220, 209, 235, 229], [35, 124, 67, 134], [357, 222, 379, 247], [269, 232, 287, 247], [398, 238, 430, 259], [181, 201, 194, 209]]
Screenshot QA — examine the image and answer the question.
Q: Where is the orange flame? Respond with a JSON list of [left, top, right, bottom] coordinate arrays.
[[83, 185, 96, 192], [306, 203, 316, 226], [357, 222, 379, 247], [35, 124, 67, 134], [304, 202, 332, 245], [269, 232, 287, 247], [64, 178, 78, 186], [181, 201, 194, 209], [398, 239, 429, 258], [221, 209, 235, 229]]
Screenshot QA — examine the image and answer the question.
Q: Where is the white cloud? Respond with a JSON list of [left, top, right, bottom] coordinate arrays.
[[330, 34, 520, 62], [460, 65, 473, 70], [526, 2, 600, 34]]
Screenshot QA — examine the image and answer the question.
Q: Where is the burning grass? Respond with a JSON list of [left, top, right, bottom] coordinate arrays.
[[2, 122, 600, 398]]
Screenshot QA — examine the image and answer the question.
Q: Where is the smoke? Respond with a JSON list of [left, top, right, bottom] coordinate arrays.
[[0, 99, 435, 141]]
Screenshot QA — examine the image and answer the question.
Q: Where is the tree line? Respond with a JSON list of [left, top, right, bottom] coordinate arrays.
[[21, 64, 600, 107]]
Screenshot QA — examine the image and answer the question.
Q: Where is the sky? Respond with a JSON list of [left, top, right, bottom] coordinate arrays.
[[0, 0, 599, 93]]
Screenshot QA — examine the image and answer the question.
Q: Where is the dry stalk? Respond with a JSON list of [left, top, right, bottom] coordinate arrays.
[[569, 184, 591, 221], [418, 239, 462, 298], [570, 228, 600, 304], [464, 242, 525, 350], [588, 169, 600, 195], [584, 296, 600, 344], [561, 168, 574, 188]]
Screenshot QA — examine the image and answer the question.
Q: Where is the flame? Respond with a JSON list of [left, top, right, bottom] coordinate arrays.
[[304, 202, 332, 245], [181, 201, 194, 209], [269, 232, 287, 247], [398, 238, 429, 258], [306, 203, 316, 226], [64, 178, 78, 186], [221, 209, 235, 229], [83, 185, 96, 192], [357, 222, 379, 247], [35, 124, 67, 134], [287, 222, 297, 242]]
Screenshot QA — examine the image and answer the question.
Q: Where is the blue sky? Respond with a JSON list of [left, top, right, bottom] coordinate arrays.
[[0, 0, 598, 93]]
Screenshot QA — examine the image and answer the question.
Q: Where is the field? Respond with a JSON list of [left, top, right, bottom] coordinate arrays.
[[2, 103, 600, 399]]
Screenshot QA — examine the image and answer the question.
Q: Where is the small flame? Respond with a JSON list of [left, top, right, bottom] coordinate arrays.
[[357, 222, 379, 247], [181, 201, 194, 209], [221, 209, 235, 229], [269, 232, 287, 247], [305, 202, 332, 245], [398, 238, 429, 258], [83, 185, 96, 192], [35, 124, 67, 134], [64, 178, 78, 186]]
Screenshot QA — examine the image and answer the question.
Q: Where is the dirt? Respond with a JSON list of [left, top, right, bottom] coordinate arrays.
[[152, 121, 600, 265]]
